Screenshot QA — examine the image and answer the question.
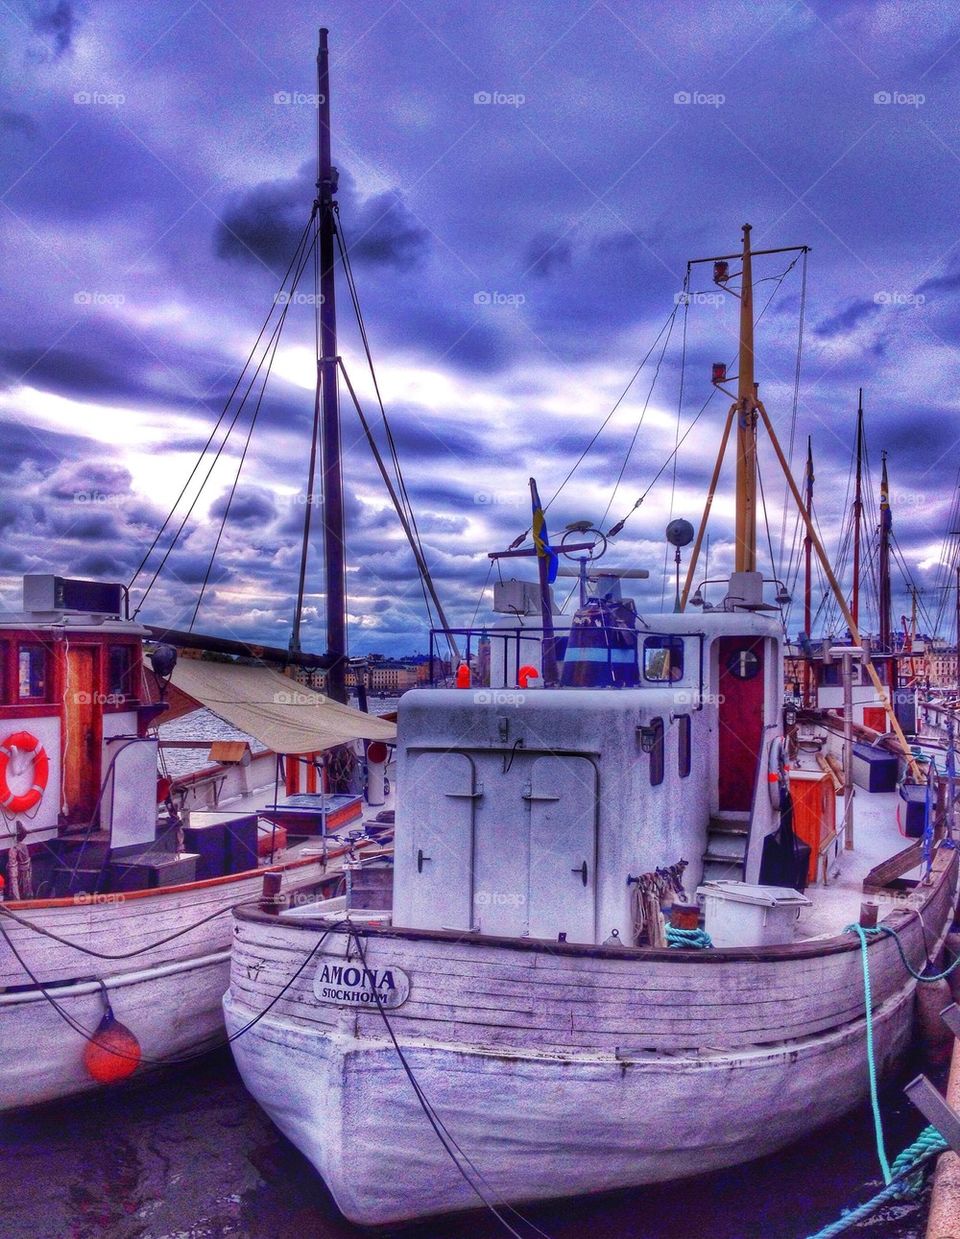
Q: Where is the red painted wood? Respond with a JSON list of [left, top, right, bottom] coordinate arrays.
[[717, 636, 765, 811], [62, 645, 100, 824], [306, 752, 318, 793], [285, 755, 300, 795]]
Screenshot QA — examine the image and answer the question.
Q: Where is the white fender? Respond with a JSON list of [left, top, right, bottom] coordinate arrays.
[[767, 735, 788, 810], [365, 740, 389, 807]]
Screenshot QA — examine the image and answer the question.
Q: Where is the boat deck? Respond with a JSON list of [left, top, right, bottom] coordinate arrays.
[[792, 748, 919, 942]]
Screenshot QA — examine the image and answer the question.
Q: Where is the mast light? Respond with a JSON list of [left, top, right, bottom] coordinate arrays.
[[713, 260, 729, 283], [712, 362, 727, 385]]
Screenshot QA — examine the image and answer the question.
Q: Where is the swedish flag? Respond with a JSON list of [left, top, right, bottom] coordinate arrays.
[[530, 478, 558, 583]]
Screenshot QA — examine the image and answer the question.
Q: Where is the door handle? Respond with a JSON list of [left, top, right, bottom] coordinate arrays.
[[572, 861, 588, 886], [417, 848, 431, 873]]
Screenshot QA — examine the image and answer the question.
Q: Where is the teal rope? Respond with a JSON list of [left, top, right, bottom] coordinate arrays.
[[852, 922, 960, 983], [850, 922, 892, 1183], [805, 1128, 946, 1238], [665, 926, 712, 949], [807, 922, 957, 1237]]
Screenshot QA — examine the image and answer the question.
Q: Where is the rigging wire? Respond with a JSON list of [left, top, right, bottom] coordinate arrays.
[[334, 214, 439, 633], [132, 222, 319, 618], [128, 209, 317, 602]]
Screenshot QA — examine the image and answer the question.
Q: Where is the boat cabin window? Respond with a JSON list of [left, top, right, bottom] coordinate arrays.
[[107, 644, 133, 698], [649, 717, 665, 786], [643, 636, 684, 683], [18, 643, 48, 701], [678, 713, 691, 778], [726, 647, 760, 680]]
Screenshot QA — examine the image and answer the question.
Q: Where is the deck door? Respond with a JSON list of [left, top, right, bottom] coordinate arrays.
[[717, 637, 765, 811], [407, 751, 476, 931], [62, 645, 100, 824], [526, 755, 598, 944]]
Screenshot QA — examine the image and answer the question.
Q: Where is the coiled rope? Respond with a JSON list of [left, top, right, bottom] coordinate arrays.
[[665, 926, 713, 949]]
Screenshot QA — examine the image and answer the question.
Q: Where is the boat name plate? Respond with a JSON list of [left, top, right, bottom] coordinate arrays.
[[313, 961, 410, 1008]]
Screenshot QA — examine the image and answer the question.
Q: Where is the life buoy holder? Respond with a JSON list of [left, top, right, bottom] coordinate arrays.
[[767, 735, 789, 810], [0, 731, 49, 815]]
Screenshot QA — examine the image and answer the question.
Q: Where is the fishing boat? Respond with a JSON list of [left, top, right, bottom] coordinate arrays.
[[223, 123, 960, 1220], [0, 24, 407, 1109]]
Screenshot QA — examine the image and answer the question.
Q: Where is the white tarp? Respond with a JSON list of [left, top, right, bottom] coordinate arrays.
[[169, 659, 396, 755]]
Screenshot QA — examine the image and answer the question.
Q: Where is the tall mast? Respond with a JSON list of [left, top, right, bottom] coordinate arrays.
[[803, 436, 814, 706], [851, 388, 864, 628], [290, 32, 347, 701], [803, 436, 813, 639], [734, 224, 758, 573], [878, 449, 892, 656]]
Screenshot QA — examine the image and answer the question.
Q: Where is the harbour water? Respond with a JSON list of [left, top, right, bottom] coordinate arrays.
[[2, 1045, 934, 1238]]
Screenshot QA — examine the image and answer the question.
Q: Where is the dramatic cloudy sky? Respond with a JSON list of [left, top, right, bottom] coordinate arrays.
[[2, 0, 960, 654]]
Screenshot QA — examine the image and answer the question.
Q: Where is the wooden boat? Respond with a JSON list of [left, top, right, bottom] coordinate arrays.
[[223, 148, 960, 1223], [0, 21, 402, 1104], [0, 582, 394, 1110]]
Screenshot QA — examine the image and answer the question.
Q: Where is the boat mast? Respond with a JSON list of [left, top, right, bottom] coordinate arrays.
[[803, 436, 813, 704], [734, 224, 758, 574], [879, 450, 892, 658], [851, 389, 864, 628], [291, 29, 347, 701]]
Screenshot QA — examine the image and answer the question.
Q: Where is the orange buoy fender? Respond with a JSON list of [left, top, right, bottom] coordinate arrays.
[[0, 731, 49, 814], [83, 1006, 142, 1084]]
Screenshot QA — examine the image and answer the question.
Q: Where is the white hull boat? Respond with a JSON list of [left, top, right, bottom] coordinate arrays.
[[223, 197, 960, 1224]]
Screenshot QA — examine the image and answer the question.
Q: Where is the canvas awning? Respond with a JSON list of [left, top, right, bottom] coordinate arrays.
[[165, 659, 396, 755]]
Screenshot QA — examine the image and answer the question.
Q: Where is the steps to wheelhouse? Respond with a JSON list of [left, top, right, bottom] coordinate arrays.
[[701, 814, 749, 883]]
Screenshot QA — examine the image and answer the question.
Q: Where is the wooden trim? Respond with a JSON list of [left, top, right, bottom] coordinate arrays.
[[235, 842, 958, 966], [4, 838, 374, 911]]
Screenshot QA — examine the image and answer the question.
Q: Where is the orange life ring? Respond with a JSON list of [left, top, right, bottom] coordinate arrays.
[[0, 731, 49, 815]]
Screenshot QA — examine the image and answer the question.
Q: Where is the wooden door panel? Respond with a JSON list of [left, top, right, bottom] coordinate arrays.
[[718, 637, 765, 812]]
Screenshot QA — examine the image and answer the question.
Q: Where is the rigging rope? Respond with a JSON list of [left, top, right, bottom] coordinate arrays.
[[129, 209, 317, 607]]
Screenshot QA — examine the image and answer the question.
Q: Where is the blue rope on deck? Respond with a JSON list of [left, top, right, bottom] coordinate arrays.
[[664, 925, 712, 949]]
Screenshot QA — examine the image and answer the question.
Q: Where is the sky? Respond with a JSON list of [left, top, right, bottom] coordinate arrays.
[[2, 0, 960, 655]]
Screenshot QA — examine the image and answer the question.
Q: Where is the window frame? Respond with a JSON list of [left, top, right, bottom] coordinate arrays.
[[17, 642, 49, 703], [642, 635, 685, 683]]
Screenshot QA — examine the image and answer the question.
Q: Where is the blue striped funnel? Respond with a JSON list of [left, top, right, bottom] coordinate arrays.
[[560, 599, 639, 688]]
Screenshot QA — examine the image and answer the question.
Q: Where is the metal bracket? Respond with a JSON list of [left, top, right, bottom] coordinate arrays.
[[904, 1074, 960, 1155], [903, 1002, 960, 1155]]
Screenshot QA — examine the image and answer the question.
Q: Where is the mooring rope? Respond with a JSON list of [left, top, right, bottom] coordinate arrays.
[[805, 920, 956, 1236]]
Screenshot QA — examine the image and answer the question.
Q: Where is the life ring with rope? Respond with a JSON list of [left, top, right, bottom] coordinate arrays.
[[767, 735, 790, 811], [0, 731, 49, 815]]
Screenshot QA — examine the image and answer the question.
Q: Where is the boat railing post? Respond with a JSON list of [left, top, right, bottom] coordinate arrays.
[[843, 649, 855, 849]]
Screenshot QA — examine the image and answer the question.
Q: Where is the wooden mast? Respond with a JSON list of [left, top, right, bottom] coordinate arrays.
[[803, 436, 814, 705], [851, 389, 864, 628], [734, 224, 758, 573], [879, 450, 892, 671]]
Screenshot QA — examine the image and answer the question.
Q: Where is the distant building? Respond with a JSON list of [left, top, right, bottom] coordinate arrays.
[[926, 645, 958, 687]]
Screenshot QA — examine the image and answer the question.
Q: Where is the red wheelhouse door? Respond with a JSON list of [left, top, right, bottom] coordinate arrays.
[[717, 637, 765, 812]]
